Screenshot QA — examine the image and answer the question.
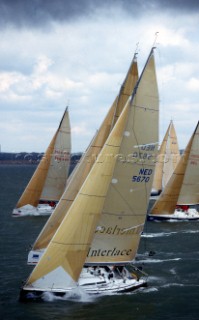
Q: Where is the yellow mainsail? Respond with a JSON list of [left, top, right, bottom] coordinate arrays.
[[32, 54, 139, 250], [15, 108, 71, 208], [24, 48, 159, 286], [86, 49, 159, 264], [150, 122, 199, 215], [152, 120, 180, 193]]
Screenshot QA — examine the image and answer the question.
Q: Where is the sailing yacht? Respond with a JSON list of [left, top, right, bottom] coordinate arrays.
[[20, 48, 159, 300], [148, 121, 199, 221], [27, 52, 139, 264], [151, 120, 180, 197], [12, 108, 71, 217]]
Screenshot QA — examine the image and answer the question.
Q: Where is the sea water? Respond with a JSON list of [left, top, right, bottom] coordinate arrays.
[[0, 165, 199, 320]]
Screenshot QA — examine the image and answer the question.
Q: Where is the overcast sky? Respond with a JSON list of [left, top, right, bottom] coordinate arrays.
[[0, 0, 199, 153]]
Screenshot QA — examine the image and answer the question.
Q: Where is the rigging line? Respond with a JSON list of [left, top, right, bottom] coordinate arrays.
[[79, 193, 106, 198]]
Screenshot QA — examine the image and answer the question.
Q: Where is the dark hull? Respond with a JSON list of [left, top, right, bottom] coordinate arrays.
[[147, 215, 199, 221]]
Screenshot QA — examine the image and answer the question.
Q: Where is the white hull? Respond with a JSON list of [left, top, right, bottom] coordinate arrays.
[[20, 265, 147, 300], [27, 249, 44, 265], [12, 204, 54, 217], [148, 208, 199, 221]]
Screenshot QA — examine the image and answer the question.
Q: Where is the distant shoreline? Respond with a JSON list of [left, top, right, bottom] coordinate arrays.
[[0, 152, 82, 165]]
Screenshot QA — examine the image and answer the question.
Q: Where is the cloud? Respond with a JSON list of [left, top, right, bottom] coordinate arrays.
[[0, 0, 199, 29], [0, 1, 199, 153], [187, 78, 199, 91]]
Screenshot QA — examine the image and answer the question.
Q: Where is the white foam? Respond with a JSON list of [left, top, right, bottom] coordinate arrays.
[[136, 258, 181, 264], [161, 283, 184, 288], [170, 268, 177, 275], [182, 230, 199, 234], [142, 232, 177, 238], [42, 287, 96, 303], [141, 287, 158, 293]]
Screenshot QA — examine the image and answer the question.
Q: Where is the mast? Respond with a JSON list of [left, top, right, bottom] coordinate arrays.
[[162, 120, 180, 188], [86, 48, 159, 264], [22, 47, 159, 288], [15, 108, 71, 208], [152, 120, 180, 193], [150, 122, 199, 215], [152, 123, 171, 193], [40, 108, 71, 202], [32, 54, 139, 250], [177, 121, 199, 205]]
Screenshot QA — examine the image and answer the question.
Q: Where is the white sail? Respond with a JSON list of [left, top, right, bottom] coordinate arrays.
[[20, 48, 159, 297], [40, 110, 71, 202], [152, 120, 180, 194], [149, 121, 199, 220], [12, 108, 71, 216], [177, 122, 199, 205]]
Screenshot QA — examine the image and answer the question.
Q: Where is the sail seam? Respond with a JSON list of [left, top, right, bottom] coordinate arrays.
[[52, 241, 90, 245], [101, 212, 146, 217], [132, 105, 158, 112], [104, 143, 121, 148], [79, 193, 106, 198]]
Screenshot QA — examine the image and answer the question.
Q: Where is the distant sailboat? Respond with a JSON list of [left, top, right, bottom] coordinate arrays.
[[151, 120, 180, 197], [19, 47, 159, 300], [148, 121, 199, 221], [28, 52, 139, 263], [12, 108, 71, 217]]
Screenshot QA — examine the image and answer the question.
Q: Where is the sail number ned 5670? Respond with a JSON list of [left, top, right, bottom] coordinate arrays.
[[132, 168, 153, 183]]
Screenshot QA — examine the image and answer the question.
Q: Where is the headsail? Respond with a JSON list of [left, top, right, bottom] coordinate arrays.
[[152, 120, 180, 194], [150, 122, 199, 215], [32, 54, 139, 250], [15, 108, 71, 208], [176, 122, 199, 205], [86, 48, 159, 264], [22, 48, 159, 289]]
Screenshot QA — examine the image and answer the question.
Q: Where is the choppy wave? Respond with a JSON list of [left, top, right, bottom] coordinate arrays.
[[182, 230, 199, 234], [142, 229, 199, 238], [161, 283, 184, 288], [136, 258, 181, 264]]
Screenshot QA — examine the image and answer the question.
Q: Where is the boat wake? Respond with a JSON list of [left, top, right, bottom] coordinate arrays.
[[136, 257, 181, 264], [142, 231, 177, 238], [141, 287, 158, 293], [142, 229, 199, 238], [161, 283, 184, 288], [42, 287, 96, 303]]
